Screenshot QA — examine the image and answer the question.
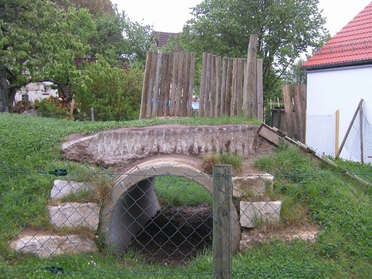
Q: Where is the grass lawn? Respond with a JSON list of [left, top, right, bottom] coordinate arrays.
[[0, 113, 371, 278]]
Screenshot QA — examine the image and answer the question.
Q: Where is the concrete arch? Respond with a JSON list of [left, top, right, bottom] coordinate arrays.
[[99, 158, 241, 253]]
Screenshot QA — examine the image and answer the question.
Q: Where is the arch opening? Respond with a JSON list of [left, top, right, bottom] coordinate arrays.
[[99, 159, 241, 263]]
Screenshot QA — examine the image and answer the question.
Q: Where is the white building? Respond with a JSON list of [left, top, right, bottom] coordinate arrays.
[[303, 2, 372, 163], [14, 81, 58, 103]]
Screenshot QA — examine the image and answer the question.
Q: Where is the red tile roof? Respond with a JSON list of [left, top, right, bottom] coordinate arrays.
[[302, 1, 372, 69], [153, 32, 179, 47]]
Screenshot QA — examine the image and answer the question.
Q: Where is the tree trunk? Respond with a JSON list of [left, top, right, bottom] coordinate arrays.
[[0, 62, 9, 112]]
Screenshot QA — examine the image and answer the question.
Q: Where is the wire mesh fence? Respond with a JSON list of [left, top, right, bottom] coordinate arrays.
[[306, 113, 337, 157], [306, 110, 372, 164], [0, 159, 371, 278], [344, 110, 372, 164]]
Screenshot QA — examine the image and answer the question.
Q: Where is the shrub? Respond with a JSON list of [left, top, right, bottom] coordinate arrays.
[[73, 59, 143, 121]]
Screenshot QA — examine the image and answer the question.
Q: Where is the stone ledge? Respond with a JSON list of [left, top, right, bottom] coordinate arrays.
[[240, 201, 282, 228], [50, 180, 93, 200], [9, 234, 97, 258], [48, 202, 100, 230], [232, 174, 274, 198]]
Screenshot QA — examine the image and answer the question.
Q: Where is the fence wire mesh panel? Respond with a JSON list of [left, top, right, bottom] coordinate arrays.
[[306, 113, 337, 157], [344, 110, 372, 163], [1, 158, 371, 278]]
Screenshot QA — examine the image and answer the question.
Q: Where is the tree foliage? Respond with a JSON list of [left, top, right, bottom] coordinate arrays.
[[0, 0, 92, 111], [0, 0, 153, 114], [178, 0, 329, 99], [51, 0, 115, 15], [73, 58, 143, 121]]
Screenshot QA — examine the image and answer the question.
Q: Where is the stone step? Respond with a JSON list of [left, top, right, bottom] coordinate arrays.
[[240, 200, 282, 228], [50, 180, 94, 200], [48, 202, 100, 230], [232, 174, 274, 198], [10, 234, 97, 258]]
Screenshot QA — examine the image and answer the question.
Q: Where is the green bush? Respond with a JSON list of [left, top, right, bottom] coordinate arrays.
[[34, 97, 70, 119], [73, 59, 143, 121]]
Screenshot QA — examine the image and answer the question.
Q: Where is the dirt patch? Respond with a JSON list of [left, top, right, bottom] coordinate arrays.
[[129, 203, 213, 265]]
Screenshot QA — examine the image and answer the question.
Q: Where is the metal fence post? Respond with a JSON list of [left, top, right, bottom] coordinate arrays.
[[212, 164, 232, 279]]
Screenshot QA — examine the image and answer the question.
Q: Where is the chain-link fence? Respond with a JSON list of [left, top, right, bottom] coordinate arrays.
[[1, 159, 371, 278], [306, 113, 337, 158], [344, 110, 372, 164], [306, 110, 372, 164]]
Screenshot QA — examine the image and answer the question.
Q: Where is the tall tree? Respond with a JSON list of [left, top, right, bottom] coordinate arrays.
[[51, 0, 115, 15], [0, 0, 92, 112], [179, 0, 329, 99]]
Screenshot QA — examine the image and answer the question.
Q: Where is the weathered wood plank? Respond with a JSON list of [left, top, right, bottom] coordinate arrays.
[[199, 52, 207, 117], [164, 53, 173, 117], [170, 52, 179, 117], [230, 58, 238, 117], [146, 52, 158, 119], [282, 84, 294, 138], [152, 52, 162, 117], [212, 165, 232, 279], [245, 34, 257, 118], [220, 57, 227, 116], [225, 58, 233, 116], [214, 56, 221, 117], [140, 51, 153, 119], [187, 52, 196, 117], [256, 59, 264, 121]]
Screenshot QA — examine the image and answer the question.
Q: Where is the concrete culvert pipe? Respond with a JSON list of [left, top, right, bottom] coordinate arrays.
[[99, 158, 241, 254]]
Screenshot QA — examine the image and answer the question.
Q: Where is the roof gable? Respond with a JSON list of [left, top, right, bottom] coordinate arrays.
[[153, 32, 179, 47], [303, 2, 372, 69]]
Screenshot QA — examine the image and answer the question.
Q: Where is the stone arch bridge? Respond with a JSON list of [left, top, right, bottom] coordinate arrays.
[[60, 124, 274, 254]]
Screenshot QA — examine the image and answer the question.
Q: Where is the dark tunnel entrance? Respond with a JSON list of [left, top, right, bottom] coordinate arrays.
[[99, 159, 241, 264]]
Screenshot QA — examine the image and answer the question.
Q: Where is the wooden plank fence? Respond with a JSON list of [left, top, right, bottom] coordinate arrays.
[[140, 51, 196, 118], [140, 34, 263, 119], [270, 84, 307, 143]]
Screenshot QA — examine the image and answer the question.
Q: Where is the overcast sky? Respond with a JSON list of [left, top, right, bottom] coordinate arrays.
[[112, 0, 371, 35]]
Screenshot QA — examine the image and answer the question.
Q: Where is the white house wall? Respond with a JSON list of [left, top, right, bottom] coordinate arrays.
[[14, 82, 58, 103], [306, 65, 372, 162]]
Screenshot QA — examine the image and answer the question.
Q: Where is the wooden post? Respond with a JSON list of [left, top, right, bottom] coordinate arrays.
[[213, 165, 232, 279], [164, 53, 173, 117], [230, 58, 238, 117], [256, 59, 264, 121], [182, 52, 190, 117], [244, 34, 257, 118], [146, 52, 158, 119], [175, 52, 184, 116], [90, 107, 94, 122], [214, 56, 221, 117], [187, 52, 196, 117], [225, 58, 233, 116], [152, 52, 162, 117], [199, 52, 207, 117], [293, 84, 307, 143], [220, 57, 228, 116], [208, 55, 217, 117], [335, 109, 340, 157], [236, 58, 243, 116], [170, 52, 179, 117], [282, 84, 294, 138], [140, 51, 152, 119]]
